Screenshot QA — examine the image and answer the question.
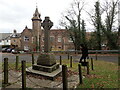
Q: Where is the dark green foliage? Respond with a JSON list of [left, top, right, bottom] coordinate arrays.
[[65, 18, 87, 50], [95, 1, 102, 50]]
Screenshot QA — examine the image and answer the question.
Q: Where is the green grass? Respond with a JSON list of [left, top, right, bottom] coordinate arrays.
[[57, 59, 119, 88], [1, 62, 32, 71], [78, 61, 118, 88]]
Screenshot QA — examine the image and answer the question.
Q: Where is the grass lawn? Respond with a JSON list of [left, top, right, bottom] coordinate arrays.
[[56, 58, 119, 88]]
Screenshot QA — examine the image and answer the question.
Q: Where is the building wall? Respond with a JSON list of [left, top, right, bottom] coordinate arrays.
[[0, 39, 11, 46], [40, 29, 75, 51], [0, 33, 11, 46], [11, 37, 21, 48], [21, 27, 33, 51]]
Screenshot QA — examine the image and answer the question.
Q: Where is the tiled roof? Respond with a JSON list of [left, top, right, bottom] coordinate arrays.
[[10, 33, 21, 38], [0, 33, 21, 40], [0, 33, 12, 40]]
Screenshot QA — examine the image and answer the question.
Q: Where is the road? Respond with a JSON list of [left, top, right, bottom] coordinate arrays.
[[0, 53, 118, 63]]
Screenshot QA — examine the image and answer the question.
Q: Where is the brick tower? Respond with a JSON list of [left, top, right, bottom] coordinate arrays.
[[32, 7, 42, 51]]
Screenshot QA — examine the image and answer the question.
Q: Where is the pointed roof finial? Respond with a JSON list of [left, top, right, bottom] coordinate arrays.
[[13, 29, 17, 33], [25, 25, 28, 29], [36, 3, 37, 8], [32, 1, 42, 21], [36, 0, 38, 8], [34, 0, 40, 17]]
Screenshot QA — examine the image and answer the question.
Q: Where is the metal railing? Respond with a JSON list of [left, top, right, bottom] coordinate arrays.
[[50, 50, 119, 54]]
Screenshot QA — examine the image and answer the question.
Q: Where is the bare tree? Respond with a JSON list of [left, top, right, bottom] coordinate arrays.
[[59, 0, 87, 50], [101, 0, 119, 49]]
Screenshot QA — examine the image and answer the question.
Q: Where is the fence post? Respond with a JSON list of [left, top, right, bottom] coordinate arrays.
[[118, 50, 120, 88], [95, 51, 98, 60], [16, 56, 19, 70], [60, 55, 62, 65], [78, 64, 83, 84], [62, 65, 68, 90], [75, 50, 77, 54], [91, 58, 94, 70], [22, 60, 26, 89], [70, 56, 72, 68], [4, 58, 8, 84], [68, 53, 69, 60], [118, 50, 120, 66], [87, 62, 90, 75], [32, 53, 34, 65]]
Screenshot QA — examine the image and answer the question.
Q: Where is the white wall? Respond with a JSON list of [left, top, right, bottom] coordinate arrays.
[[0, 40, 11, 45]]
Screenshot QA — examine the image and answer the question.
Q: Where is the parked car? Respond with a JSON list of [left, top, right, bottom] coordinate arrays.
[[7, 48, 14, 53], [19, 50, 25, 54], [2, 48, 8, 52], [11, 49, 20, 54]]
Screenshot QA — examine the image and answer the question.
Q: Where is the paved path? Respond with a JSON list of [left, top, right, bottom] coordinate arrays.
[[0, 67, 79, 89]]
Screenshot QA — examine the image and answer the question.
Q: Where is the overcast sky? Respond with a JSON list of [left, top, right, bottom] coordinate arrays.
[[0, 0, 117, 33]]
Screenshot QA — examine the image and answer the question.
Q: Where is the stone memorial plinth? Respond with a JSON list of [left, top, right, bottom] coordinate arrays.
[[37, 53, 56, 66], [33, 53, 59, 73]]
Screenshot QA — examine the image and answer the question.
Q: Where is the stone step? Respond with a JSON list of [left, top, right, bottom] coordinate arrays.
[[26, 65, 62, 80]]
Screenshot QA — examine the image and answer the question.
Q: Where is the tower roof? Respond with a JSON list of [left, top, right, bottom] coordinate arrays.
[[32, 7, 41, 19]]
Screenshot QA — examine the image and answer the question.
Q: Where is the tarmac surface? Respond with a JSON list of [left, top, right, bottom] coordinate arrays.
[[1, 52, 118, 63]]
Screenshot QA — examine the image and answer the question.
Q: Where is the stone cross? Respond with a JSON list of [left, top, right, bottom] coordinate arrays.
[[41, 17, 53, 52]]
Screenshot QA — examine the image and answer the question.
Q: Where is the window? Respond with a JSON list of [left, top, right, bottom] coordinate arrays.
[[68, 37, 73, 42], [42, 37, 44, 42], [50, 36, 54, 42], [32, 37, 34, 43], [24, 36, 29, 41], [58, 37, 61, 42], [58, 47, 61, 49], [24, 46, 29, 50]]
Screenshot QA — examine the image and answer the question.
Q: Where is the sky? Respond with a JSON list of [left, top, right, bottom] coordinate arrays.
[[0, 0, 118, 33]]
